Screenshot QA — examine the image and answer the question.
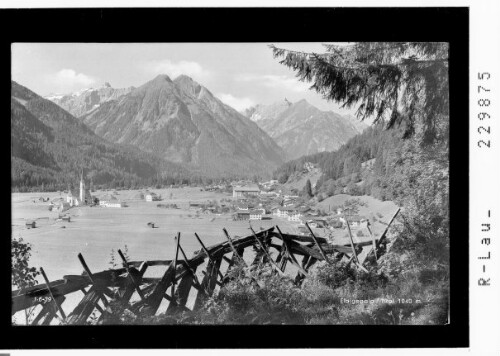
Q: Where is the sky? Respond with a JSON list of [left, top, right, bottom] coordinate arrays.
[[12, 43, 358, 115]]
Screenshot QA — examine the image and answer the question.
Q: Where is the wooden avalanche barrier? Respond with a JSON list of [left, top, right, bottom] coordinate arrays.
[[12, 213, 399, 325]]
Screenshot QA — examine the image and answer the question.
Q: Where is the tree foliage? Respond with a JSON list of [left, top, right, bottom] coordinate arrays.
[[12, 237, 39, 291], [303, 179, 313, 198], [12, 236, 40, 324], [270, 42, 449, 144]]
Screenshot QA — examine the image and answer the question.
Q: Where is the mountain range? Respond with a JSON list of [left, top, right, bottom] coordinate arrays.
[[243, 99, 368, 160], [76, 74, 286, 177], [45, 82, 135, 118], [15, 74, 372, 189], [11, 81, 188, 190]]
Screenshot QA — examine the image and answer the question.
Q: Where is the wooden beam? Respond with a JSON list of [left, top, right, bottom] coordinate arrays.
[[66, 286, 103, 325], [222, 228, 246, 265], [170, 232, 181, 305], [130, 259, 177, 316], [275, 226, 309, 276], [39, 267, 66, 321], [366, 222, 377, 262], [118, 262, 148, 303], [305, 222, 330, 263], [118, 249, 146, 301], [270, 232, 328, 244], [12, 268, 128, 314], [178, 243, 205, 294], [376, 208, 401, 249], [175, 267, 196, 307], [293, 256, 310, 285], [193, 252, 223, 310], [249, 227, 286, 276], [31, 296, 66, 325], [270, 232, 376, 249], [294, 256, 318, 285], [77, 253, 95, 285], [222, 246, 245, 284], [206, 254, 223, 296], [77, 253, 110, 308], [194, 233, 225, 281], [345, 219, 360, 265]]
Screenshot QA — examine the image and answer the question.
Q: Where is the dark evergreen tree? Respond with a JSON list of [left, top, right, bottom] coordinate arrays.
[[270, 42, 449, 145], [303, 179, 313, 198]]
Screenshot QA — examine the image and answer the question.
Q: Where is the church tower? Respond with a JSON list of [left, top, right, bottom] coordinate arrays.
[[79, 169, 85, 204]]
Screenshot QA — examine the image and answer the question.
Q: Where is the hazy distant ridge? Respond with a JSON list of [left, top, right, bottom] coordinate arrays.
[[243, 99, 368, 160], [45, 82, 135, 118]]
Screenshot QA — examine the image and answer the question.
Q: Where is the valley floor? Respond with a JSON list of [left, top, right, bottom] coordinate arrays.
[[11, 187, 398, 324]]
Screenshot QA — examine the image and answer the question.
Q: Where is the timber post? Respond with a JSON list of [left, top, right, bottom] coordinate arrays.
[[39, 267, 66, 322]]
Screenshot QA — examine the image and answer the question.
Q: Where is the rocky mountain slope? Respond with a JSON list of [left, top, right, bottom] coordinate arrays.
[[244, 99, 367, 160], [45, 82, 135, 117], [11, 81, 187, 189], [80, 74, 286, 177]]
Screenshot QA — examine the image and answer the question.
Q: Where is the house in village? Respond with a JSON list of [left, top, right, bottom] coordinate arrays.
[[232, 185, 260, 199], [234, 210, 250, 220], [103, 202, 126, 208], [145, 192, 160, 202], [339, 215, 368, 228], [249, 209, 263, 220], [234, 207, 265, 220], [276, 206, 292, 218], [99, 193, 125, 208], [287, 209, 303, 222], [271, 205, 281, 216], [57, 201, 71, 212], [274, 206, 302, 222], [66, 190, 79, 206], [236, 202, 250, 210], [260, 180, 278, 190]]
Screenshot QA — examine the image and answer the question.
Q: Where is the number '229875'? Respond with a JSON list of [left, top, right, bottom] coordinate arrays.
[[477, 72, 491, 148]]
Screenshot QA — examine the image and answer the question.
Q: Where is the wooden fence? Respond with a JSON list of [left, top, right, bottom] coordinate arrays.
[[12, 209, 399, 325]]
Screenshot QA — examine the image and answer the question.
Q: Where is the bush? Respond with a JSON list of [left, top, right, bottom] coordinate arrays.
[[12, 236, 40, 325]]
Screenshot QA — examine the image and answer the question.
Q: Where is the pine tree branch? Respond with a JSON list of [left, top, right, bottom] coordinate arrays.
[[271, 44, 448, 72]]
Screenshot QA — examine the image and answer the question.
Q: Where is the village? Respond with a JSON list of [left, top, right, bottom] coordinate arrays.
[[19, 170, 396, 249]]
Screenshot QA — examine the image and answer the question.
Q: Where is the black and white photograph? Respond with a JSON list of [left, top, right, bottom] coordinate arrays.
[[10, 40, 452, 326]]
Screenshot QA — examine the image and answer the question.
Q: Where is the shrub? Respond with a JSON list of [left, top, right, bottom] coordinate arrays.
[[12, 236, 40, 324]]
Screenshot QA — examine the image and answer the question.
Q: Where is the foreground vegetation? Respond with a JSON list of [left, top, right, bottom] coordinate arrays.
[[96, 246, 448, 325]]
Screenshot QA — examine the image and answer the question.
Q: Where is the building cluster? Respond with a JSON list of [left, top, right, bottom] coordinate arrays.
[[230, 184, 369, 234]]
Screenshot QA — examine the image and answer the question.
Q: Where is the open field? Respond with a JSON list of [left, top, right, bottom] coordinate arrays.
[[12, 187, 301, 282], [12, 188, 398, 281]]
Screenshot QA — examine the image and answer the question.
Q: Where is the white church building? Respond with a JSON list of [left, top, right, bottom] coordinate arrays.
[[66, 171, 93, 207]]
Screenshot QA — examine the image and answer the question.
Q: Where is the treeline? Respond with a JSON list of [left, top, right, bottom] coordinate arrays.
[[274, 122, 448, 207], [274, 123, 400, 199]]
